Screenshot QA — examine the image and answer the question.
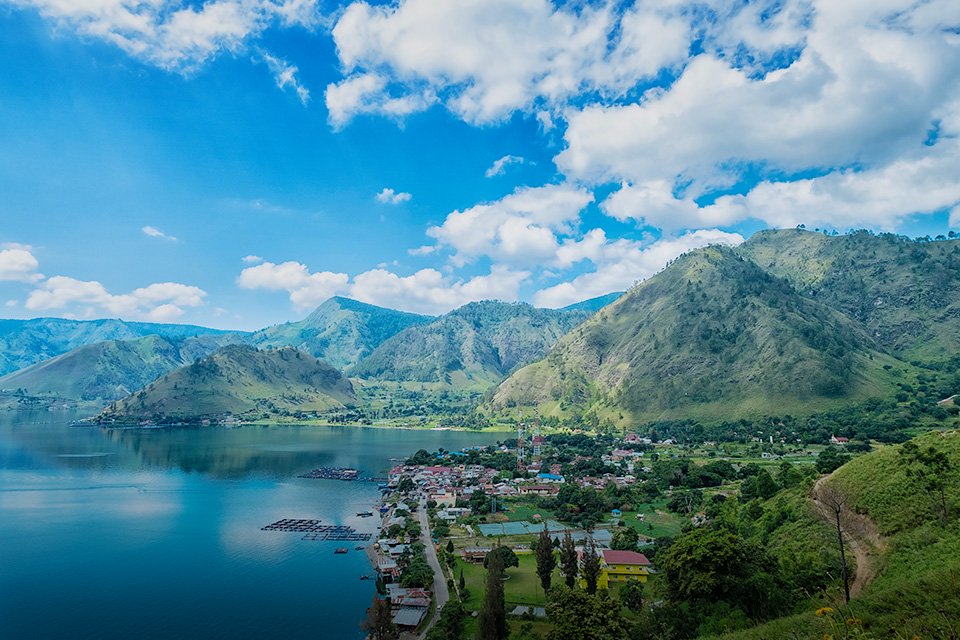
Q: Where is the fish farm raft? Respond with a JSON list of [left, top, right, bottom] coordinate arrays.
[[260, 518, 371, 542], [298, 467, 387, 482]]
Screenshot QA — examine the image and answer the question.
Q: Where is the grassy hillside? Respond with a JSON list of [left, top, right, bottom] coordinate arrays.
[[0, 333, 241, 403], [739, 229, 960, 363], [560, 291, 623, 313], [489, 246, 908, 425], [0, 317, 236, 376], [249, 296, 432, 369], [97, 344, 355, 423], [715, 430, 960, 640], [350, 301, 591, 388]]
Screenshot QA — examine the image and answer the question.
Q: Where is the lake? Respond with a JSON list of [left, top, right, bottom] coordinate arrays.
[[0, 412, 499, 639]]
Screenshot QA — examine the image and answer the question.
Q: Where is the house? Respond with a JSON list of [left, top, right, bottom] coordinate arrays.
[[462, 547, 493, 563], [518, 484, 560, 497], [429, 490, 457, 507], [830, 435, 850, 445], [601, 550, 651, 583], [536, 472, 565, 483]]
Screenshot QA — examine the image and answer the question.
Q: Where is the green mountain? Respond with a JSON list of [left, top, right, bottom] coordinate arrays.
[[0, 317, 235, 376], [350, 301, 592, 388], [97, 344, 355, 423], [489, 246, 907, 424], [0, 333, 243, 404], [249, 296, 432, 369], [739, 228, 960, 362], [559, 291, 623, 313]]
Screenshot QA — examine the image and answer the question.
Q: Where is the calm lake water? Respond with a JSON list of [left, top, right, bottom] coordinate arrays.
[[0, 413, 498, 639]]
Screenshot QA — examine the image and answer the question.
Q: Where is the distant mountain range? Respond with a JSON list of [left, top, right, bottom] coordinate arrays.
[[4, 230, 960, 427], [98, 345, 355, 423], [0, 317, 235, 376]]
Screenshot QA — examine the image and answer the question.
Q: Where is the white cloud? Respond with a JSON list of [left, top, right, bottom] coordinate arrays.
[[142, 225, 177, 241], [485, 155, 525, 178], [349, 265, 528, 315], [327, 0, 691, 126], [376, 188, 412, 204], [241, 255, 264, 264], [25, 276, 206, 320], [260, 50, 310, 105], [237, 260, 350, 311], [534, 229, 745, 308], [5, 299, 17, 307], [0, 244, 43, 283], [427, 183, 594, 267], [408, 245, 437, 256]]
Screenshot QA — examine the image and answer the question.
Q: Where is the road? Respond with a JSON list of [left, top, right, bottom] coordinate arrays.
[[811, 474, 887, 597], [416, 499, 449, 639]]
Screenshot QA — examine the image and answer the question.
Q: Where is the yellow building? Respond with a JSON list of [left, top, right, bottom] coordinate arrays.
[[579, 549, 651, 589]]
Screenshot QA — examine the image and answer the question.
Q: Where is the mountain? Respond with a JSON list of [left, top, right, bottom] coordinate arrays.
[[738, 229, 960, 363], [249, 296, 433, 370], [0, 317, 235, 376], [489, 246, 907, 424], [0, 333, 243, 404], [97, 345, 355, 423], [559, 291, 623, 313], [350, 301, 593, 388]]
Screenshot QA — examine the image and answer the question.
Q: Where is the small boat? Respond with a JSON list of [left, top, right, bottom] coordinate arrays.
[[355, 545, 366, 551], [357, 511, 374, 517], [334, 547, 348, 554], [360, 575, 372, 580]]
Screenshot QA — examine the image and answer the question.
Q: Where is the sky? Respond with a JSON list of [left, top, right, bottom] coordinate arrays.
[[0, 0, 958, 331]]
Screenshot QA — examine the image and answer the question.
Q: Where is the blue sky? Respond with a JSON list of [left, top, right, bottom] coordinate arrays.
[[0, 0, 958, 330]]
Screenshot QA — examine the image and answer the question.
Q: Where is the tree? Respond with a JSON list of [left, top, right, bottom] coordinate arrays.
[[427, 600, 466, 640], [447, 539, 455, 553], [560, 531, 578, 588], [459, 568, 465, 591], [536, 526, 557, 591], [816, 446, 851, 474], [397, 477, 415, 493], [816, 483, 851, 603], [360, 596, 399, 640], [618, 579, 644, 612], [581, 535, 602, 595], [478, 550, 509, 640], [546, 586, 628, 640], [483, 546, 519, 570], [900, 441, 954, 525], [610, 526, 639, 551]]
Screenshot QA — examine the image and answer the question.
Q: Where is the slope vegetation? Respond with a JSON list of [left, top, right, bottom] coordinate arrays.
[[350, 301, 591, 388], [490, 246, 906, 424], [249, 296, 432, 369], [98, 345, 355, 423]]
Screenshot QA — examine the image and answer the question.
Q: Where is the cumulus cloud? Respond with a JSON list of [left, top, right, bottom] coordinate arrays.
[[327, 0, 690, 125], [241, 255, 264, 264], [427, 183, 594, 267], [376, 188, 412, 204], [142, 225, 177, 241], [237, 260, 350, 311], [238, 258, 528, 315], [485, 155, 525, 178], [534, 229, 745, 308], [26, 276, 207, 321], [0, 244, 43, 283]]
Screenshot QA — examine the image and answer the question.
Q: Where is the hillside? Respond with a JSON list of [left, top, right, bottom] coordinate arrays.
[[97, 345, 355, 423], [739, 229, 960, 363], [559, 291, 623, 313], [716, 430, 960, 639], [0, 317, 235, 376], [349, 301, 592, 388], [249, 296, 432, 369], [489, 246, 907, 425], [0, 333, 242, 404]]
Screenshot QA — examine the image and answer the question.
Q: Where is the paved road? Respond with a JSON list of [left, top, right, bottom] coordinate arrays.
[[417, 500, 449, 639]]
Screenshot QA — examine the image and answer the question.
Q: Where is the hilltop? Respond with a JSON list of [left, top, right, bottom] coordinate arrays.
[[0, 317, 235, 376], [489, 246, 907, 425], [350, 301, 592, 388], [97, 344, 355, 423], [249, 296, 433, 370], [739, 229, 960, 363], [0, 333, 242, 405]]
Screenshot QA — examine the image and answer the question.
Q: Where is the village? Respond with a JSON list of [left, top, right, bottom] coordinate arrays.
[[364, 424, 846, 638]]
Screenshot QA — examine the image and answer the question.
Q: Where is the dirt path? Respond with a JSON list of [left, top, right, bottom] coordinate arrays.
[[811, 474, 887, 597]]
